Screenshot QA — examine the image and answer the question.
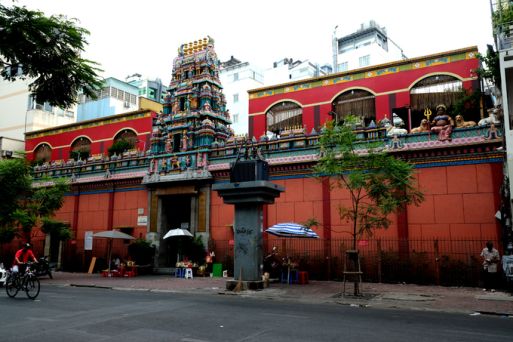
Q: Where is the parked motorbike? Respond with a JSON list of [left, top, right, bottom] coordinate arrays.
[[0, 262, 6, 287], [34, 256, 53, 279]]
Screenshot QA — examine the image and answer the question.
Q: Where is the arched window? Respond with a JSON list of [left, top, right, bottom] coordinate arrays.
[[114, 129, 138, 146], [266, 101, 303, 134], [409, 75, 475, 129], [34, 144, 52, 163], [331, 89, 375, 127], [70, 137, 91, 161], [410, 75, 463, 110]]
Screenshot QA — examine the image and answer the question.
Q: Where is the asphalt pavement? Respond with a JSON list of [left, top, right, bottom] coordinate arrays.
[[38, 272, 513, 317]]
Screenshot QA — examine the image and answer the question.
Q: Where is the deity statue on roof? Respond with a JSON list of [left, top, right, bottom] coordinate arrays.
[[430, 104, 454, 141]]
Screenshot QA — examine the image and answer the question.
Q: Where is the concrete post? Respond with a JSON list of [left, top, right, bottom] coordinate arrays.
[[213, 180, 284, 290]]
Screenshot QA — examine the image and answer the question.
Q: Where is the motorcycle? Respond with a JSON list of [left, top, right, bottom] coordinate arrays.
[[34, 256, 53, 279], [0, 262, 6, 287]]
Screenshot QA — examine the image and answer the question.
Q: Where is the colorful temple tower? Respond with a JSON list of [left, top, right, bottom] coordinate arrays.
[[149, 37, 232, 172]]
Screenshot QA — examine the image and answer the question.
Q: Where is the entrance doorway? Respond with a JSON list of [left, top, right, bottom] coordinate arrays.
[[160, 195, 192, 266]]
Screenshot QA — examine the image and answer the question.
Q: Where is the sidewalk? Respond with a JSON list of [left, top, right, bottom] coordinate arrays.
[[42, 272, 513, 316]]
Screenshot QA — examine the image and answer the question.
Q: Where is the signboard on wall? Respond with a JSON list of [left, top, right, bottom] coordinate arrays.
[[84, 231, 93, 250], [137, 216, 148, 226]]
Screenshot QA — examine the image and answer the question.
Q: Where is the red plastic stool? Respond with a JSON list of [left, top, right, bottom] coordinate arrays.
[[298, 271, 309, 284]]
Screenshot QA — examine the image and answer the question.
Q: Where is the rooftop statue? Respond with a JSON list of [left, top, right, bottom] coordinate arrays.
[[411, 119, 430, 134], [430, 104, 453, 141]]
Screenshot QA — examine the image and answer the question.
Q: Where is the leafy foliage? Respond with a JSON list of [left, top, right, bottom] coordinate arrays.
[[41, 218, 72, 241], [476, 45, 501, 89], [0, 3, 103, 108], [108, 139, 134, 156], [0, 159, 68, 243], [492, 2, 513, 34], [314, 117, 424, 249], [0, 159, 32, 228], [451, 89, 482, 118]]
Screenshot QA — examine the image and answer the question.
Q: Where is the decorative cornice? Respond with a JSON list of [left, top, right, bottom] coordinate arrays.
[[26, 110, 153, 139]]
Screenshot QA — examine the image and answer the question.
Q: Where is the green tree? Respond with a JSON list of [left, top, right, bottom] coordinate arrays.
[[0, 158, 69, 244], [0, 2, 103, 108], [108, 139, 134, 157], [477, 45, 501, 92], [315, 118, 424, 294], [41, 218, 72, 242]]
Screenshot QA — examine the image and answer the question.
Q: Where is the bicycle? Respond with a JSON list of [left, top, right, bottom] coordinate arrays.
[[5, 262, 41, 300]]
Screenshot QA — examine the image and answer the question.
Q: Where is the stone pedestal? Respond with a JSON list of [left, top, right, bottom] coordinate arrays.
[[213, 180, 283, 290]]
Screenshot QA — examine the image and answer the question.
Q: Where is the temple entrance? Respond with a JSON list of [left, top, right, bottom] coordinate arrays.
[[159, 194, 192, 266]]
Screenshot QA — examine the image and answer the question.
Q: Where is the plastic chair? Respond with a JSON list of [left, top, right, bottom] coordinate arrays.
[[175, 267, 184, 278], [184, 268, 193, 279]]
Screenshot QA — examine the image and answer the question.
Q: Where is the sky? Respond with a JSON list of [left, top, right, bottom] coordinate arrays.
[[13, 0, 495, 85]]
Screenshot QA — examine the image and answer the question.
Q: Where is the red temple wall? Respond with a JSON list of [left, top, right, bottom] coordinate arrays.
[[55, 188, 148, 242], [213, 162, 501, 246], [25, 113, 154, 161], [248, 57, 478, 138], [210, 191, 235, 242]]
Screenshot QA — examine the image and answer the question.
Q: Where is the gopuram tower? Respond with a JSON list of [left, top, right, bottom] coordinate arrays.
[[147, 37, 232, 176]]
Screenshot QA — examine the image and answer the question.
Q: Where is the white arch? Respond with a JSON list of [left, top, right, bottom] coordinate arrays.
[[32, 142, 53, 153], [329, 87, 377, 104], [263, 99, 303, 114], [112, 127, 139, 141], [408, 72, 464, 91], [70, 135, 92, 147]]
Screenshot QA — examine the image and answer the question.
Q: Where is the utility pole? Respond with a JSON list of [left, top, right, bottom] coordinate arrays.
[[332, 25, 339, 73]]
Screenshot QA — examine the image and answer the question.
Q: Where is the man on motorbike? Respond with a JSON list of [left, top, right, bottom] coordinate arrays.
[[13, 243, 38, 275]]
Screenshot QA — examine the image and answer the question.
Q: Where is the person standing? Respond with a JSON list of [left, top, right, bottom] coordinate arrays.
[[481, 241, 500, 292]]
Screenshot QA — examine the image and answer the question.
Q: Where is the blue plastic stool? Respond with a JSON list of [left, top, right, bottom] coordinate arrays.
[[175, 267, 184, 278]]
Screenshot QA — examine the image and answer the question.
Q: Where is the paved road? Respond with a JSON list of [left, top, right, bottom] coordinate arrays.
[[0, 284, 511, 342]]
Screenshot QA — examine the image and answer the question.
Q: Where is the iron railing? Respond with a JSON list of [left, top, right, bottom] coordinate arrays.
[[0, 238, 502, 287]]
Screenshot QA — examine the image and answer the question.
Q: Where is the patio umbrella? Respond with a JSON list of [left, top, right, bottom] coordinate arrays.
[[163, 228, 193, 262], [93, 230, 135, 273], [265, 222, 319, 238], [163, 228, 193, 239]]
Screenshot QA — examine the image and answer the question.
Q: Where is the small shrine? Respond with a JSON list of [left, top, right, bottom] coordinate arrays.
[[149, 37, 232, 175]]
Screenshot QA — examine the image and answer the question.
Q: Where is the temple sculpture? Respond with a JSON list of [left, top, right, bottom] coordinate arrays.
[[410, 119, 430, 134], [149, 37, 232, 174], [455, 115, 477, 128], [430, 104, 454, 141]]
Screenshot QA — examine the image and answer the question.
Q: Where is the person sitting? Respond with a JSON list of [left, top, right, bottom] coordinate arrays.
[[13, 243, 38, 275], [431, 104, 454, 141]]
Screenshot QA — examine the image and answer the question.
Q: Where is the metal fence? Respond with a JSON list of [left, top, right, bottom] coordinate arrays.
[[209, 238, 500, 287], [0, 238, 502, 287]]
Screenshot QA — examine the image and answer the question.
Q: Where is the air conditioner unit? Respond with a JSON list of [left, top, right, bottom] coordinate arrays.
[[2, 150, 13, 158]]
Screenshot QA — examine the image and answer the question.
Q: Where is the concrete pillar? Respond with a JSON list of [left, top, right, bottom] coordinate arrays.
[[213, 180, 283, 290]]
